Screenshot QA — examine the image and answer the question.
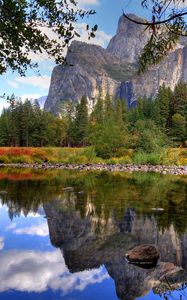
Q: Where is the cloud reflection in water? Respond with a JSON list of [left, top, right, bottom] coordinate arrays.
[[13, 223, 49, 237], [0, 249, 109, 294], [0, 237, 4, 250]]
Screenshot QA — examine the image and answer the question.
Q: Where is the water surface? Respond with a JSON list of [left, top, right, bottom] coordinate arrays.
[[0, 168, 186, 300]]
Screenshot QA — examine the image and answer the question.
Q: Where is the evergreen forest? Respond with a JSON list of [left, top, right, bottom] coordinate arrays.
[[0, 81, 186, 159]]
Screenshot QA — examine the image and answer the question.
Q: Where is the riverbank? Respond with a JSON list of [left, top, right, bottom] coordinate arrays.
[[0, 162, 186, 175]]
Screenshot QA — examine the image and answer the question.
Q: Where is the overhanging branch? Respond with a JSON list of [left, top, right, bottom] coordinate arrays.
[[123, 10, 187, 26]]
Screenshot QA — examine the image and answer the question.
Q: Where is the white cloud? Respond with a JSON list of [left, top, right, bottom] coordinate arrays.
[[15, 75, 50, 90], [0, 237, 4, 251], [6, 223, 17, 231], [91, 30, 112, 47], [27, 16, 110, 64], [0, 202, 7, 210], [47, 65, 55, 71], [0, 249, 109, 293], [78, 0, 99, 6], [172, 0, 187, 7], [0, 99, 9, 113], [75, 23, 112, 48], [28, 52, 49, 63], [7, 80, 19, 89], [14, 223, 49, 237], [21, 94, 42, 101], [26, 212, 43, 218], [27, 25, 65, 64], [155, 0, 187, 12]]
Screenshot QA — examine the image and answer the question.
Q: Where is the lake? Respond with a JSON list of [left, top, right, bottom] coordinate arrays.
[[0, 168, 186, 300]]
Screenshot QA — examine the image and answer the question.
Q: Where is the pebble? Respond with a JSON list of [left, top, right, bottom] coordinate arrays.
[[0, 163, 186, 176]]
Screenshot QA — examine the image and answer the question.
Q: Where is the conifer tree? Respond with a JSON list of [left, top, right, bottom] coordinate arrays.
[[73, 96, 89, 146], [90, 94, 104, 125], [171, 81, 187, 126], [0, 99, 67, 147], [154, 84, 172, 132], [59, 100, 76, 147], [88, 95, 126, 158], [171, 113, 186, 145]]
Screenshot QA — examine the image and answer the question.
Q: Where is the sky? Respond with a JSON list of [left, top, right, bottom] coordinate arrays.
[[0, 0, 186, 111]]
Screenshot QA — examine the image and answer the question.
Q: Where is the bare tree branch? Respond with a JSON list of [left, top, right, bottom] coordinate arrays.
[[123, 10, 187, 26]]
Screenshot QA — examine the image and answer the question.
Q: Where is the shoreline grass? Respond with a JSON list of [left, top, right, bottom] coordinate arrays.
[[0, 147, 185, 166]]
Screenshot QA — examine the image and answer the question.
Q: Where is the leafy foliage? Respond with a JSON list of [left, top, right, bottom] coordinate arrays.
[[88, 94, 127, 158], [0, 0, 96, 74], [124, 1, 187, 72], [138, 28, 180, 73], [134, 119, 167, 153]]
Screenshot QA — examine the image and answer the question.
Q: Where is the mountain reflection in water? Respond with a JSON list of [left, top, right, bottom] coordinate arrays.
[[0, 169, 186, 300]]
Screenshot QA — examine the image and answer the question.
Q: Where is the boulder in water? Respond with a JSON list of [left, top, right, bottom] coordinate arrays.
[[125, 244, 159, 268]]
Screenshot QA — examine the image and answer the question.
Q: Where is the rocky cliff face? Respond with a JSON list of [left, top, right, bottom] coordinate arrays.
[[106, 14, 149, 63], [45, 14, 187, 114], [127, 46, 187, 102], [45, 42, 125, 113]]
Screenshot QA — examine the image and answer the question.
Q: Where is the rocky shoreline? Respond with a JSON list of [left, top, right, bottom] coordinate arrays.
[[0, 163, 186, 176]]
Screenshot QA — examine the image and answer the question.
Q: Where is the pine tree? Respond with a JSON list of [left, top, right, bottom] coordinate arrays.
[[104, 93, 114, 119], [60, 100, 77, 147], [88, 95, 126, 158], [90, 94, 104, 125], [154, 84, 172, 132], [73, 96, 89, 146], [0, 109, 9, 146], [171, 113, 186, 145], [172, 81, 187, 117], [0, 98, 67, 147]]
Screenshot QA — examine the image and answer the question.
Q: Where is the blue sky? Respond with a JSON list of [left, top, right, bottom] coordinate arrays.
[[0, 0, 186, 111]]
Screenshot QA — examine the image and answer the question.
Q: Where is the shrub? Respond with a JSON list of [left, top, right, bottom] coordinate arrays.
[[132, 151, 162, 165], [82, 147, 97, 162], [134, 120, 168, 153]]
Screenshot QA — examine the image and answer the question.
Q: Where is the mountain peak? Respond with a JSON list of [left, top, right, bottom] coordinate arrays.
[[45, 14, 187, 114], [117, 14, 146, 34], [107, 14, 149, 63]]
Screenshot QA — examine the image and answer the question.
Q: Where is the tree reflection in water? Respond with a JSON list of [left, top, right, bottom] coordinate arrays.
[[0, 168, 186, 300]]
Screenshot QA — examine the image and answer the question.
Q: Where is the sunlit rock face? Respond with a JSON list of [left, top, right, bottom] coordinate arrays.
[[44, 14, 144, 113], [106, 14, 149, 63], [44, 196, 118, 252], [45, 41, 123, 114], [45, 14, 187, 114], [130, 46, 187, 101]]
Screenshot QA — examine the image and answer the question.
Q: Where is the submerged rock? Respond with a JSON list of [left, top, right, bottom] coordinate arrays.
[[152, 208, 164, 211], [153, 263, 187, 294], [126, 244, 159, 268], [0, 190, 7, 195]]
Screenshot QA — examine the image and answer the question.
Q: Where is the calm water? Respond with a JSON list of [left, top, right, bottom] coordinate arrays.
[[0, 168, 186, 300]]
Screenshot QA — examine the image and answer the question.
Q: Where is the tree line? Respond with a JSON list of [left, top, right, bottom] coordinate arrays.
[[0, 81, 186, 158], [61, 81, 186, 158], [0, 95, 66, 147]]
